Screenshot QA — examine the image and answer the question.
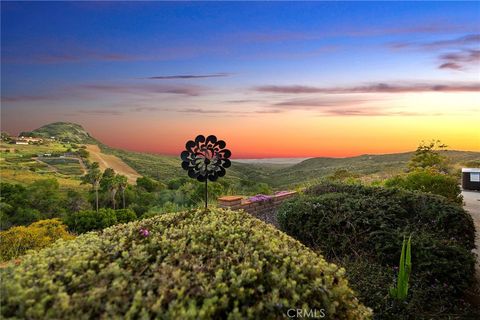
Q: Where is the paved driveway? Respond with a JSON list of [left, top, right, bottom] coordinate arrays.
[[462, 190, 480, 303]]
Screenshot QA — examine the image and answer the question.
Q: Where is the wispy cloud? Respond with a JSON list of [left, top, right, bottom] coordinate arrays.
[[390, 34, 480, 50], [2, 82, 207, 103], [77, 109, 124, 116], [389, 34, 480, 71], [78, 83, 205, 96], [147, 73, 231, 80], [437, 49, 480, 70], [1, 95, 54, 102], [255, 83, 480, 94]]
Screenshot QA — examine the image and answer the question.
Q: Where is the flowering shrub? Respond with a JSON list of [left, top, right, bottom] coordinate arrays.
[[0, 218, 73, 261], [1, 208, 371, 319], [247, 194, 272, 202]]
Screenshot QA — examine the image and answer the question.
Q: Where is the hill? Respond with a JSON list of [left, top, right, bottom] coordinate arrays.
[[7, 122, 480, 190], [20, 122, 97, 144], [268, 150, 480, 188]]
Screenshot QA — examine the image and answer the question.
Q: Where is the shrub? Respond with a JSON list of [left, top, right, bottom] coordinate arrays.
[[384, 169, 462, 204], [0, 219, 73, 261], [279, 182, 476, 318], [63, 208, 137, 233], [1, 209, 371, 319], [115, 208, 137, 224]]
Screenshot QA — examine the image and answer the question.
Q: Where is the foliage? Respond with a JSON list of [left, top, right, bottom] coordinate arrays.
[[81, 162, 102, 211], [1, 209, 371, 319], [0, 180, 69, 230], [63, 208, 137, 234], [19, 122, 97, 144], [389, 236, 411, 301], [278, 182, 476, 318], [384, 169, 463, 204], [408, 140, 450, 173], [0, 219, 73, 261]]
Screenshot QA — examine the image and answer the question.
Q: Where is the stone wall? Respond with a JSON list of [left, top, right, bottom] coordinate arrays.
[[217, 191, 297, 228]]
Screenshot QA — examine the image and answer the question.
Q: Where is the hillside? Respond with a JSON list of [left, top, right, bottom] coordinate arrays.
[[7, 122, 480, 189], [268, 150, 480, 188], [20, 122, 97, 144]]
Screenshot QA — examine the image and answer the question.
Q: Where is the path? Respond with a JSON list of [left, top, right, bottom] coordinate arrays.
[[85, 145, 140, 184], [462, 190, 480, 304]]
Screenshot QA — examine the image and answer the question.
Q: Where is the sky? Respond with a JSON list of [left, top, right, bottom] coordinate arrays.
[[1, 1, 479, 158]]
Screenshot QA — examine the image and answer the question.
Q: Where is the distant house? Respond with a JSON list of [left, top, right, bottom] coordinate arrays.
[[13, 136, 43, 145], [462, 168, 480, 191]]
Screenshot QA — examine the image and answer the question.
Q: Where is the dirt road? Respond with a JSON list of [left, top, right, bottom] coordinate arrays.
[[85, 145, 141, 184]]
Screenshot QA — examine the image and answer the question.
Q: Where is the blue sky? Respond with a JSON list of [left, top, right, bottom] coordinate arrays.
[[1, 1, 479, 157]]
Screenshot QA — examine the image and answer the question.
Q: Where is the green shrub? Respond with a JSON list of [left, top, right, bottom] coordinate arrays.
[[384, 169, 462, 204], [279, 182, 476, 318], [63, 208, 137, 233], [64, 208, 117, 233], [114, 208, 137, 224], [0, 219, 73, 261], [1, 209, 371, 319]]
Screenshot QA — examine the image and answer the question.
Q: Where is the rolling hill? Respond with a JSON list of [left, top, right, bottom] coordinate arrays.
[[5, 122, 480, 189], [20, 122, 98, 144]]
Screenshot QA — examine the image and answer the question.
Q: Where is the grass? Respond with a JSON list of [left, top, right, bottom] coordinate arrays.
[[0, 142, 85, 188]]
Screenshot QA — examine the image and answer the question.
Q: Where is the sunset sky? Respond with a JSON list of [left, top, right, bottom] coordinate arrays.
[[1, 2, 479, 158]]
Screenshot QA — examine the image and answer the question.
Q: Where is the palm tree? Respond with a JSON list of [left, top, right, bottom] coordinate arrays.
[[107, 175, 122, 210], [81, 162, 102, 212], [117, 175, 128, 209]]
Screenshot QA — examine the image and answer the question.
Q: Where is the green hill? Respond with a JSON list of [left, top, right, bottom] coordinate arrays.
[[267, 150, 480, 188], [10, 122, 480, 190], [20, 122, 97, 144]]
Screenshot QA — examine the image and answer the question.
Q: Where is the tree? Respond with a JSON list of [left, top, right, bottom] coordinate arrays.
[[408, 140, 450, 173], [81, 162, 102, 212], [103, 173, 122, 210], [117, 175, 128, 209]]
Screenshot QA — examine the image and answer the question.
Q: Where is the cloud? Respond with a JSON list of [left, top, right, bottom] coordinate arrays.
[[272, 97, 371, 109], [147, 73, 231, 80], [318, 108, 444, 117], [1, 95, 54, 102], [437, 49, 480, 70], [254, 83, 480, 94], [390, 34, 480, 50], [389, 34, 480, 71], [78, 83, 205, 96], [77, 109, 123, 116], [177, 108, 225, 114]]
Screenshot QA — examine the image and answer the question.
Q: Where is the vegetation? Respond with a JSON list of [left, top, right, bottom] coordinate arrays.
[[0, 219, 73, 261], [0, 209, 371, 319], [385, 140, 463, 204], [64, 208, 136, 233], [20, 122, 97, 144], [408, 140, 449, 173], [278, 182, 477, 318], [389, 236, 412, 301], [385, 169, 463, 204]]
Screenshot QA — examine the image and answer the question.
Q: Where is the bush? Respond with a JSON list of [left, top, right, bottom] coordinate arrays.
[[1, 209, 371, 319], [0, 219, 73, 261], [384, 169, 462, 204], [63, 208, 137, 233], [115, 209, 137, 224], [278, 182, 476, 318]]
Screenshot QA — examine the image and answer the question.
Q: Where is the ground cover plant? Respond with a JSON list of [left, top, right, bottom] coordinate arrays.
[[1, 208, 371, 319], [278, 182, 477, 319]]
